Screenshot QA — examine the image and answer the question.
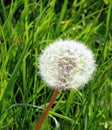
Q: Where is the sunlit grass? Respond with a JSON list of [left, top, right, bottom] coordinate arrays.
[[0, 0, 112, 130]]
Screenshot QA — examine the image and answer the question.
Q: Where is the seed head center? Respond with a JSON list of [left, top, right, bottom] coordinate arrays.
[[58, 57, 76, 73], [57, 57, 76, 89]]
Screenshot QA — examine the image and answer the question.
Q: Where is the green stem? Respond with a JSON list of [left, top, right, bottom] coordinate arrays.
[[35, 89, 59, 130]]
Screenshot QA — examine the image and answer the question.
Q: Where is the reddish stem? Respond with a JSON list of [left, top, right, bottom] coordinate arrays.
[[35, 89, 59, 130]]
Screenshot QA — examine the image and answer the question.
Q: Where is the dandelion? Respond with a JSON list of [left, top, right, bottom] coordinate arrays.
[[35, 39, 96, 130], [39, 39, 96, 90]]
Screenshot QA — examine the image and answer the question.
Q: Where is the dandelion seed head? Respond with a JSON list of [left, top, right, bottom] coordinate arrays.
[[39, 39, 96, 90]]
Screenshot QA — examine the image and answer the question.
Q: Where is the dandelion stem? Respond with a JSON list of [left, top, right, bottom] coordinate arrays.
[[35, 89, 59, 130]]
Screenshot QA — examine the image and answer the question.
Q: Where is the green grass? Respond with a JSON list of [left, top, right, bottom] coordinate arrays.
[[0, 0, 112, 130]]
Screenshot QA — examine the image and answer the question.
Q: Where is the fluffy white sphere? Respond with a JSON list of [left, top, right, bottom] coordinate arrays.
[[39, 39, 96, 90]]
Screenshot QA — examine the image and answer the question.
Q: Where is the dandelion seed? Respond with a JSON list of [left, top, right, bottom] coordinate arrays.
[[39, 39, 96, 90]]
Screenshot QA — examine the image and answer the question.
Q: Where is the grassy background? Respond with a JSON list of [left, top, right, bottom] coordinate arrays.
[[0, 0, 112, 130]]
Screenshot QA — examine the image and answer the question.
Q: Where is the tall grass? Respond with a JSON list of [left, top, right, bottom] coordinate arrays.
[[0, 0, 112, 130]]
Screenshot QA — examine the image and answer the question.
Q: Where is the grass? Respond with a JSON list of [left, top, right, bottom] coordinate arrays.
[[0, 0, 112, 130]]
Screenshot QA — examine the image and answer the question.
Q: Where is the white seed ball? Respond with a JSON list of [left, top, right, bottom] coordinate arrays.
[[39, 39, 96, 90]]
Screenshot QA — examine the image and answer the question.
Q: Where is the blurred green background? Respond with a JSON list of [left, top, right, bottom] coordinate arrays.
[[0, 0, 112, 130]]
